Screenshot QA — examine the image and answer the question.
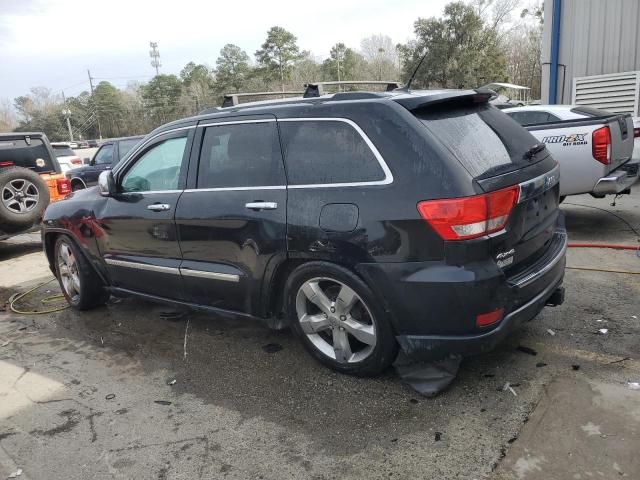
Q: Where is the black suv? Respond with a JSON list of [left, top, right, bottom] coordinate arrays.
[[66, 136, 144, 190], [42, 88, 566, 375]]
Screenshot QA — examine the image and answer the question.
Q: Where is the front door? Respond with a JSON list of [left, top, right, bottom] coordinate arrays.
[[175, 116, 287, 314], [96, 127, 194, 300]]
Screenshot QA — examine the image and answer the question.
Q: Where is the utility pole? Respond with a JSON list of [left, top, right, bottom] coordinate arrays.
[[149, 41, 161, 76], [61, 91, 73, 142], [87, 69, 103, 140]]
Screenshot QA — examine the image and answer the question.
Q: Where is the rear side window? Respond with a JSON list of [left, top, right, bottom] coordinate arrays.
[[0, 138, 53, 171], [279, 120, 385, 185], [197, 121, 284, 188], [416, 104, 540, 178]]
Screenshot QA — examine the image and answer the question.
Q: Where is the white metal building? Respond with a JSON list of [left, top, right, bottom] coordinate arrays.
[[541, 0, 640, 111]]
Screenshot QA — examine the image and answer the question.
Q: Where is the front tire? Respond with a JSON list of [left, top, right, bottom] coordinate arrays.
[[54, 235, 109, 310], [286, 262, 397, 376]]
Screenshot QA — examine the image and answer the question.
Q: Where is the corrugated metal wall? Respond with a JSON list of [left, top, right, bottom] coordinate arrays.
[[541, 0, 640, 104]]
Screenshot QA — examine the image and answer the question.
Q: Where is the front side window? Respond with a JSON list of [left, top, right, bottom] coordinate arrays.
[[94, 144, 114, 165], [121, 136, 187, 192], [278, 120, 385, 185], [197, 121, 284, 188]]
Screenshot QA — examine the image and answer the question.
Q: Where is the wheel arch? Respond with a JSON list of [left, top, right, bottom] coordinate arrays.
[[44, 229, 110, 286]]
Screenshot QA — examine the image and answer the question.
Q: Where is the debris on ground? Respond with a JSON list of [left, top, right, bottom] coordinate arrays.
[[503, 382, 518, 396], [394, 354, 462, 397], [536, 362, 547, 368], [105, 394, 115, 400], [262, 343, 283, 353], [628, 382, 640, 390], [546, 329, 556, 336], [1, 339, 9, 347], [516, 345, 537, 356], [572, 364, 581, 371], [434, 432, 442, 441], [167, 379, 177, 386], [8, 468, 23, 478], [598, 328, 609, 334], [154, 400, 172, 406]]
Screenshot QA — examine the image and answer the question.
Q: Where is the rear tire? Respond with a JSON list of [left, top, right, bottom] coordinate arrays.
[[286, 262, 397, 376], [0, 167, 49, 229], [54, 235, 109, 310]]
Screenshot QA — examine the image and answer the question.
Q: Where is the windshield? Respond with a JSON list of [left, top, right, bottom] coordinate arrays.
[[53, 147, 75, 157], [118, 138, 142, 161]]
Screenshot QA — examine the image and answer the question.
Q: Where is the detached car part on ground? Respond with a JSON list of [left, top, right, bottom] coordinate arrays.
[[504, 105, 638, 200], [0, 133, 71, 240], [42, 87, 566, 377]]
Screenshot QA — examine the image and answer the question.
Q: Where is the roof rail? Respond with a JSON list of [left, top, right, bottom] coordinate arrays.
[[221, 91, 304, 108], [303, 81, 402, 98]]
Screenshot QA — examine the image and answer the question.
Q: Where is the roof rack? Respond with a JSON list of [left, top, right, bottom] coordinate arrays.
[[221, 91, 304, 108], [303, 81, 402, 98]]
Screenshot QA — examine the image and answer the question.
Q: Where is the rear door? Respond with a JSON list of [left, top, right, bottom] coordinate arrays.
[[96, 127, 194, 300], [175, 116, 287, 314]]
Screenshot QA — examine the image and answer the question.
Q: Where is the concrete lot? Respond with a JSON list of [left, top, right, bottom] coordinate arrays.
[[0, 192, 639, 479]]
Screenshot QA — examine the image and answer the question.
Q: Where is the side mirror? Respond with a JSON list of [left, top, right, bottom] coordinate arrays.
[[98, 170, 116, 197], [83, 157, 90, 165]]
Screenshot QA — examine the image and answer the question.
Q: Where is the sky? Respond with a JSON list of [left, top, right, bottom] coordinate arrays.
[[0, 0, 450, 102]]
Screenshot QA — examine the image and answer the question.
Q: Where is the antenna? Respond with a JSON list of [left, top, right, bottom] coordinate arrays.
[[400, 49, 428, 92]]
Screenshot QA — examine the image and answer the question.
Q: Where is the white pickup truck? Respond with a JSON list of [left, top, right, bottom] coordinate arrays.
[[503, 105, 638, 200]]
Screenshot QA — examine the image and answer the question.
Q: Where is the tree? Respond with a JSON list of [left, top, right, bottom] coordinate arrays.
[[215, 44, 251, 93], [291, 51, 321, 86], [140, 74, 184, 124], [0, 99, 17, 133], [360, 34, 399, 80], [255, 26, 302, 92], [398, 2, 508, 89], [180, 62, 214, 112], [92, 81, 127, 138], [322, 43, 365, 84], [13, 87, 68, 141]]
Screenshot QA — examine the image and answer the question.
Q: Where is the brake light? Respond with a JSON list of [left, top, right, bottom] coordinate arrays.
[[476, 308, 504, 327], [592, 126, 611, 165], [634, 127, 640, 138], [0, 161, 14, 167], [71, 156, 82, 165], [417, 186, 519, 240], [56, 177, 71, 195]]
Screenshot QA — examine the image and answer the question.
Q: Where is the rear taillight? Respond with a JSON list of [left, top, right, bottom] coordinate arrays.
[[634, 127, 640, 138], [592, 126, 611, 165], [417, 185, 520, 241], [71, 156, 82, 165], [476, 308, 504, 327], [56, 178, 71, 195], [0, 161, 14, 167]]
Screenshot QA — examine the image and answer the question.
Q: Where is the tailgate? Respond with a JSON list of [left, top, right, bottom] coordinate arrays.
[[605, 114, 634, 171]]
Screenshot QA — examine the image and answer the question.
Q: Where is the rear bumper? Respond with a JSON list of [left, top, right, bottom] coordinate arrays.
[[592, 161, 639, 195], [357, 215, 567, 361]]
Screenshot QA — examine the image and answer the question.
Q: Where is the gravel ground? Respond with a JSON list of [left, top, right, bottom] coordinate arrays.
[[0, 191, 638, 479]]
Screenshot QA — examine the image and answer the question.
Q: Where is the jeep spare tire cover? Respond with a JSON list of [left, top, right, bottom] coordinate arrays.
[[0, 166, 50, 229]]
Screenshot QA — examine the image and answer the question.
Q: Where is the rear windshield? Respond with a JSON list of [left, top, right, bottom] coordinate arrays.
[[0, 138, 55, 172], [416, 104, 541, 178], [118, 138, 142, 161], [570, 106, 614, 117], [53, 147, 75, 157]]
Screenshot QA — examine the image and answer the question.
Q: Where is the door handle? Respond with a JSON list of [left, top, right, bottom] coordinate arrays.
[[147, 203, 171, 212], [245, 201, 278, 210]]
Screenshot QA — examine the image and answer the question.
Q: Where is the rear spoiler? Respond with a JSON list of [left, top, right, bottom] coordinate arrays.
[[393, 88, 497, 111], [303, 81, 401, 98]]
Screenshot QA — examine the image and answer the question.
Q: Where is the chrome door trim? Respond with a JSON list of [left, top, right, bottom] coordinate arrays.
[[183, 185, 286, 193], [179, 268, 240, 283], [104, 258, 181, 275]]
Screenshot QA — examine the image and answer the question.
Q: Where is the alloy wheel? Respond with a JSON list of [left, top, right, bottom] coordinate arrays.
[[57, 243, 81, 301], [1, 179, 40, 214], [295, 277, 377, 363]]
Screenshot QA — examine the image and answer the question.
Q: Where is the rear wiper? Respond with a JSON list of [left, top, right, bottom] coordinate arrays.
[[524, 143, 546, 160]]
